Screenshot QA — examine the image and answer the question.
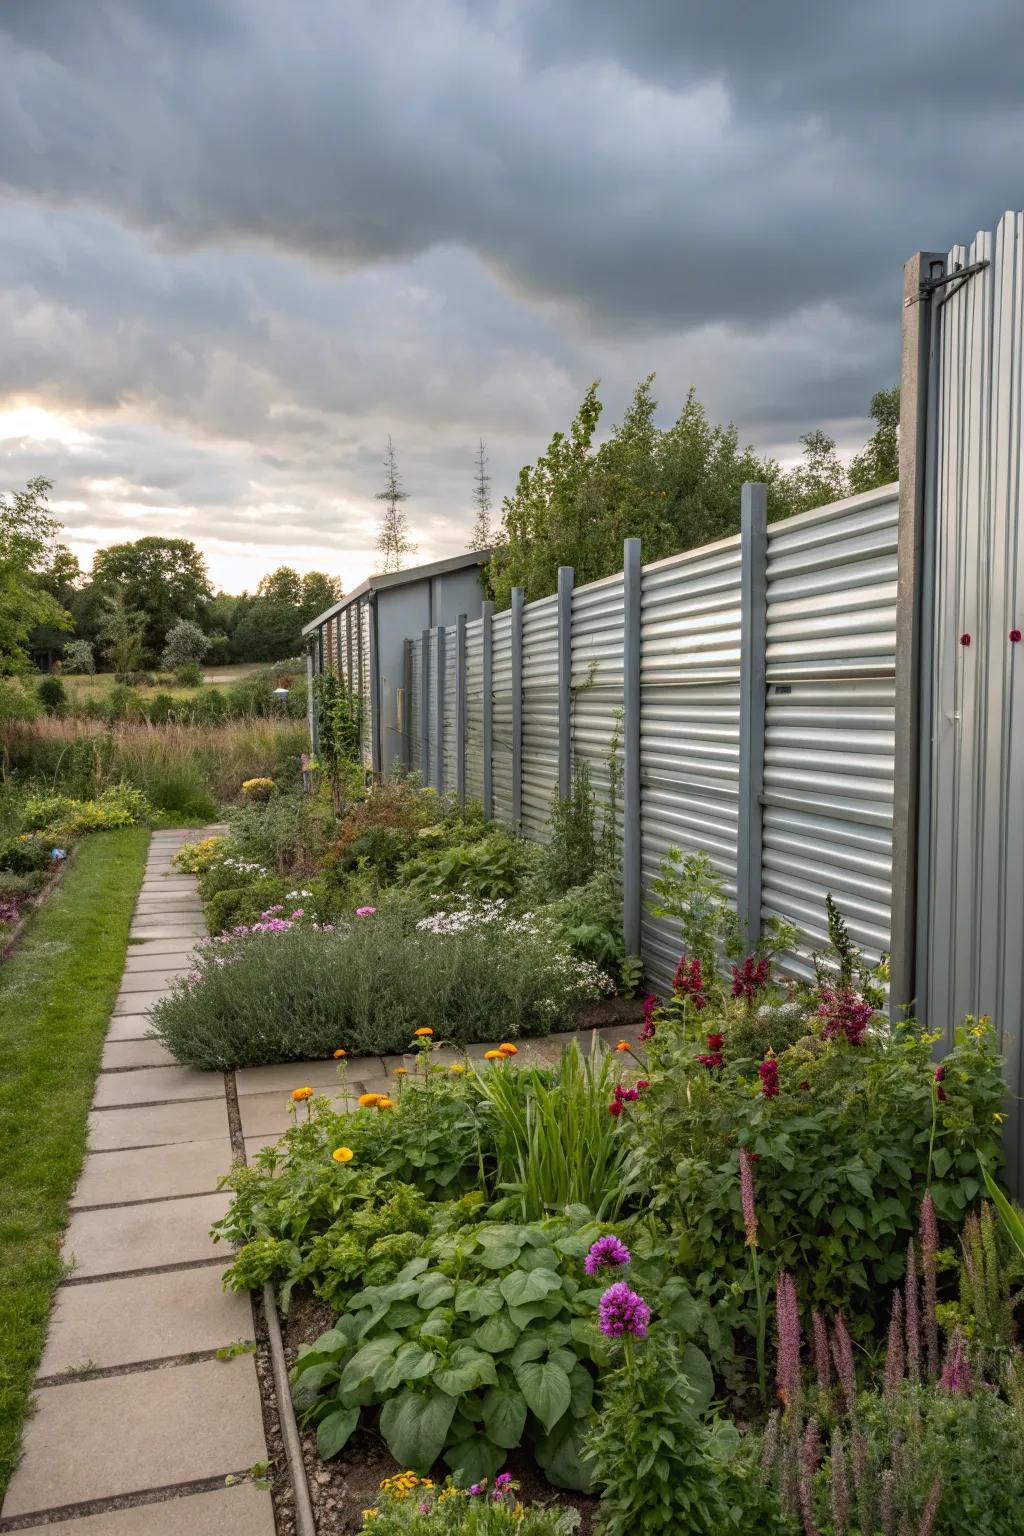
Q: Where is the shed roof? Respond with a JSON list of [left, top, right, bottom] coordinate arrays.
[[301, 548, 492, 635]]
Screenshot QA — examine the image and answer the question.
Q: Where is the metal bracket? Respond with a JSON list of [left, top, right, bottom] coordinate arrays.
[[907, 258, 990, 307]]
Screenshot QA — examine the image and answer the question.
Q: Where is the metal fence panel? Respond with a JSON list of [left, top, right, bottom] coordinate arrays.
[[426, 630, 439, 790], [763, 487, 899, 972], [443, 622, 458, 793], [491, 609, 514, 823], [638, 540, 742, 991], [408, 638, 422, 776], [521, 593, 559, 842], [571, 574, 625, 822], [359, 597, 372, 768], [465, 617, 484, 805]]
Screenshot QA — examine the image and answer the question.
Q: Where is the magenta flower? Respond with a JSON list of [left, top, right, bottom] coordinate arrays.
[[697, 1051, 723, 1070], [759, 1058, 780, 1098], [639, 992, 658, 1042], [585, 1235, 632, 1275], [934, 1064, 947, 1102], [598, 1281, 651, 1339], [818, 988, 873, 1046], [731, 954, 770, 1001], [355, 905, 377, 917], [672, 955, 708, 1009], [607, 1099, 623, 1117], [775, 1271, 802, 1408], [940, 1329, 972, 1394], [739, 1147, 758, 1248]]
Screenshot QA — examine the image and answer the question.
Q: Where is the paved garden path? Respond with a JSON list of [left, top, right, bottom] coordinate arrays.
[[1, 829, 275, 1536], [1, 829, 643, 1534]]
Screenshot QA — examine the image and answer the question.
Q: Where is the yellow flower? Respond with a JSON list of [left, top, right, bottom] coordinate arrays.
[[358, 1092, 384, 1108], [376, 1096, 396, 1110], [498, 1042, 518, 1055], [414, 1027, 434, 1038], [291, 1086, 313, 1101], [362, 1510, 378, 1522], [450, 1063, 467, 1074], [484, 1049, 505, 1061], [994, 1112, 1007, 1125], [332, 1146, 354, 1163], [333, 1049, 347, 1059], [393, 1067, 408, 1076]]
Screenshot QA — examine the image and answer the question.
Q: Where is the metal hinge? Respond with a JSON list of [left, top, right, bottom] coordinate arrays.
[[906, 257, 991, 307]]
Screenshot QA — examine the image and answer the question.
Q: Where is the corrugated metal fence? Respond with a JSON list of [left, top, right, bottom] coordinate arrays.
[[404, 482, 898, 989]]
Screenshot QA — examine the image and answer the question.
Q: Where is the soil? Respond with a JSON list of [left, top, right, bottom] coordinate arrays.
[[572, 993, 645, 1031], [282, 1292, 601, 1535]]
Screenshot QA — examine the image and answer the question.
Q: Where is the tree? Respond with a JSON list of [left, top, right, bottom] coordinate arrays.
[[300, 571, 343, 623], [90, 537, 212, 663], [162, 618, 210, 672], [779, 429, 849, 515], [849, 386, 900, 494], [97, 588, 147, 678], [468, 440, 494, 551], [62, 639, 96, 674], [0, 477, 72, 673], [257, 566, 303, 606], [375, 437, 416, 573]]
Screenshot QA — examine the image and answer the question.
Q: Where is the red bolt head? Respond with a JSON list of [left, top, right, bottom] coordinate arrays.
[[1011, 629, 1022, 643], [960, 633, 971, 646]]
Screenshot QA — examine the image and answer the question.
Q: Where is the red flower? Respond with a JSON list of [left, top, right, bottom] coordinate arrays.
[[672, 955, 708, 1010], [636, 1079, 650, 1092], [706, 1032, 725, 1051], [934, 1064, 947, 1102], [639, 992, 657, 1043], [731, 954, 770, 1001], [1011, 629, 1022, 643], [697, 1051, 724, 1070], [608, 1099, 624, 1117], [818, 988, 873, 1046], [759, 1058, 780, 1098]]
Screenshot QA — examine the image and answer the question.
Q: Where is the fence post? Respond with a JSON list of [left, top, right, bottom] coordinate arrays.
[[557, 566, 574, 799], [456, 614, 467, 804], [482, 601, 494, 819], [623, 538, 642, 958], [511, 587, 524, 831], [306, 644, 319, 753], [891, 250, 943, 1024], [402, 639, 412, 771], [420, 627, 430, 786], [435, 625, 446, 792], [737, 482, 769, 950]]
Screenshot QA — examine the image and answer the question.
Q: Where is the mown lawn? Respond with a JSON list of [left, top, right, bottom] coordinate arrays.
[[0, 828, 149, 1500]]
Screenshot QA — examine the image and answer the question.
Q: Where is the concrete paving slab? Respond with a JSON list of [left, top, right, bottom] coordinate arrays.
[[2, 1356, 267, 1516], [105, 1013, 155, 1042], [119, 968, 192, 993], [125, 937, 202, 957], [244, 1133, 284, 1161], [92, 1066, 222, 1108], [129, 925, 207, 941], [39, 1265, 251, 1374], [88, 1097, 229, 1151], [234, 1057, 355, 1096], [62, 1191, 230, 1277], [73, 1138, 233, 1206], [101, 1037, 177, 1069], [238, 1087, 358, 1137], [123, 949, 197, 972], [112, 991, 168, 1015], [10, 1483, 276, 1536]]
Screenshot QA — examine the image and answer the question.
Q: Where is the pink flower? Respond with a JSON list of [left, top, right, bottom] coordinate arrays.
[[775, 1272, 802, 1408], [939, 1329, 972, 1394], [739, 1147, 758, 1247], [355, 906, 377, 917], [585, 1235, 632, 1275], [598, 1281, 651, 1339]]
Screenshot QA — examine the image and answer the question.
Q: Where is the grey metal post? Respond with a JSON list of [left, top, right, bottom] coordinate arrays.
[[482, 601, 494, 819], [737, 483, 769, 950], [455, 613, 467, 804], [891, 250, 945, 1023], [402, 638, 413, 772], [557, 566, 574, 799], [435, 624, 446, 793], [346, 607, 355, 693], [367, 597, 381, 777], [622, 539, 642, 957], [420, 627, 430, 785], [511, 587, 524, 830]]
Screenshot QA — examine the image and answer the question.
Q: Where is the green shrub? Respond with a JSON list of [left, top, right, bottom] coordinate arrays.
[[203, 878, 288, 935], [538, 761, 599, 898], [144, 768, 218, 821], [36, 676, 68, 716], [0, 678, 40, 721], [174, 661, 204, 687], [227, 792, 333, 874], [537, 871, 630, 980], [196, 852, 271, 902], [151, 906, 613, 1067], [146, 692, 179, 724], [397, 832, 539, 902], [0, 835, 55, 874]]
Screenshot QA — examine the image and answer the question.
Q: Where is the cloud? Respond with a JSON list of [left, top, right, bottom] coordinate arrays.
[[1, 0, 1021, 587]]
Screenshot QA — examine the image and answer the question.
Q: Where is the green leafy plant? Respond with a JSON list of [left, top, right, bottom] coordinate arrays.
[[982, 1161, 1024, 1264], [399, 834, 536, 902], [539, 761, 598, 897], [315, 666, 362, 809], [203, 877, 289, 935], [36, 676, 68, 717]]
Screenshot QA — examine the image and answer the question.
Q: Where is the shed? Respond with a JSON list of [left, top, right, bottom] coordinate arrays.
[[302, 549, 490, 774]]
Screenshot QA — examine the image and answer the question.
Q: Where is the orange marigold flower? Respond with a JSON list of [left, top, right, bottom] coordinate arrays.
[[291, 1086, 313, 1100], [333, 1049, 347, 1059], [484, 1049, 505, 1061], [498, 1043, 519, 1055], [413, 1027, 434, 1038], [358, 1092, 383, 1108], [615, 1040, 630, 1052], [376, 1096, 396, 1110], [393, 1067, 408, 1076]]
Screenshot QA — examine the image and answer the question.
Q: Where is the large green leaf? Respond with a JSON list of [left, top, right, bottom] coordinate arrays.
[[568, 1363, 594, 1417], [316, 1405, 359, 1460], [983, 1162, 1024, 1260], [339, 1333, 401, 1395], [444, 1434, 507, 1487], [474, 1311, 520, 1354], [454, 1281, 504, 1319], [433, 1345, 498, 1396], [500, 1267, 562, 1307], [475, 1228, 528, 1268], [418, 1272, 456, 1309], [379, 1389, 458, 1472], [376, 1342, 437, 1393], [481, 1384, 527, 1449], [681, 1343, 714, 1416], [513, 1359, 572, 1433], [536, 1418, 597, 1494]]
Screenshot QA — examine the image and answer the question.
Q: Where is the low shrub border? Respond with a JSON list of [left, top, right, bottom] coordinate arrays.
[[0, 827, 149, 1501], [0, 843, 78, 965]]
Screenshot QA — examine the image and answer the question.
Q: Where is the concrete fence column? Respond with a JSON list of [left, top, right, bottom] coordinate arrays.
[[511, 587, 524, 831], [622, 538, 642, 958], [737, 482, 769, 950], [306, 645, 319, 753], [482, 601, 494, 819], [557, 566, 574, 800], [456, 613, 467, 804], [435, 625, 446, 793], [420, 627, 430, 786]]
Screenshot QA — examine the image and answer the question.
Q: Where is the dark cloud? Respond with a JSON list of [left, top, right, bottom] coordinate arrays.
[[0, 0, 1020, 585]]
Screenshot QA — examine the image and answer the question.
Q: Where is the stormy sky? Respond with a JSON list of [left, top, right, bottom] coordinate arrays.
[[2, 0, 1022, 592]]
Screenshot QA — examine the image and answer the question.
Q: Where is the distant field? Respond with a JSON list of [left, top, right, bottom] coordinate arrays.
[[62, 662, 294, 703]]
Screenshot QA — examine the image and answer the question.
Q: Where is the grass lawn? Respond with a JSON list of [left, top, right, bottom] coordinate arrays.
[[0, 828, 149, 1501], [63, 661, 294, 708]]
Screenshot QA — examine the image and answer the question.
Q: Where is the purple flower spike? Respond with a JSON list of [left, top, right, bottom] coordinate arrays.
[[585, 1235, 632, 1275], [598, 1281, 651, 1339]]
